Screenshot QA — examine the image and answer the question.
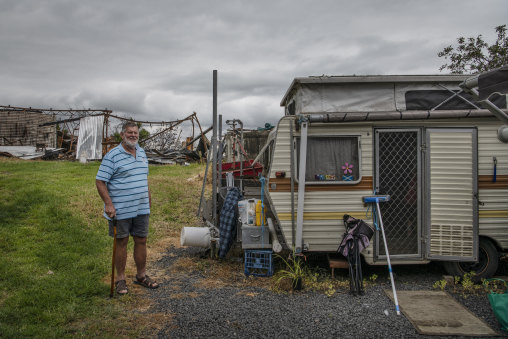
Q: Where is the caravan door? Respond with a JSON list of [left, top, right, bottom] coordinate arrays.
[[425, 128, 478, 262], [374, 129, 422, 259]]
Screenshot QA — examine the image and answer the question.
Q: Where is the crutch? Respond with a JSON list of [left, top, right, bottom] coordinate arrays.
[[346, 240, 356, 295], [363, 195, 400, 316], [354, 236, 364, 295], [109, 218, 117, 298]]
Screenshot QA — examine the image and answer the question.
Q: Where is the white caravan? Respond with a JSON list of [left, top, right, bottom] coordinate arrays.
[[259, 74, 508, 278]]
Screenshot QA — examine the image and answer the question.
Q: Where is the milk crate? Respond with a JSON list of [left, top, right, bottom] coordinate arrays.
[[244, 250, 273, 277]]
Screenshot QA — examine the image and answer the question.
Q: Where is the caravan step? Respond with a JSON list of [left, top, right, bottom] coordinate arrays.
[[328, 256, 348, 279]]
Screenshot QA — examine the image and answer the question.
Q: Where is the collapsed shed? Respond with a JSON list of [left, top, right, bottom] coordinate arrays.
[[0, 106, 210, 162], [0, 107, 56, 148]]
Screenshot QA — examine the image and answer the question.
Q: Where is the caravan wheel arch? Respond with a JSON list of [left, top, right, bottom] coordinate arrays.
[[443, 237, 499, 279]]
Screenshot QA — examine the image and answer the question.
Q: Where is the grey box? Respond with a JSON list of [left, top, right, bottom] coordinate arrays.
[[241, 225, 271, 249]]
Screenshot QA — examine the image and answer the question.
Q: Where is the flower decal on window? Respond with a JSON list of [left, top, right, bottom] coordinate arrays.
[[342, 162, 353, 174]]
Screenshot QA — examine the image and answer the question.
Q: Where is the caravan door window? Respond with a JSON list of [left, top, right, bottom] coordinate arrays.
[[296, 136, 361, 184]]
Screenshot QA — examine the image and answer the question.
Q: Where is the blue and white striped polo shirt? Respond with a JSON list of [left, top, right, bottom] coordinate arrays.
[[96, 143, 150, 220]]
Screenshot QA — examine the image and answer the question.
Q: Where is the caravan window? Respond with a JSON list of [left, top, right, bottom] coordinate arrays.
[[296, 136, 361, 184]]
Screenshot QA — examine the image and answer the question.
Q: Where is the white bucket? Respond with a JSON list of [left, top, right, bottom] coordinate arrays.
[[180, 227, 211, 248]]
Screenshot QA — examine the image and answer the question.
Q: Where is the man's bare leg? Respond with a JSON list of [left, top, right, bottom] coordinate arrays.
[[133, 236, 158, 288], [115, 237, 129, 294]]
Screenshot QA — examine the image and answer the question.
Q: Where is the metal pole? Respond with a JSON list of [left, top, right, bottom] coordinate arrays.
[[376, 201, 400, 316], [295, 120, 308, 253], [289, 119, 296, 248], [196, 146, 212, 217], [239, 120, 244, 192], [218, 115, 223, 196], [219, 115, 222, 144], [212, 70, 218, 228]]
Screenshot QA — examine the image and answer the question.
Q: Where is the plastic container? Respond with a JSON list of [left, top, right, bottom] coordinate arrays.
[[255, 200, 266, 226], [247, 199, 256, 225], [238, 199, 249, 224], [244, 250, 273, 277]]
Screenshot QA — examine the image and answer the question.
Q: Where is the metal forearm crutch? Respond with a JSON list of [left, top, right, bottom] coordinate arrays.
[[363, 195, 400, 316]]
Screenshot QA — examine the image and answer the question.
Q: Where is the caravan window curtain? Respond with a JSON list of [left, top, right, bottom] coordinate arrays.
[[296, 136, 360, 184]]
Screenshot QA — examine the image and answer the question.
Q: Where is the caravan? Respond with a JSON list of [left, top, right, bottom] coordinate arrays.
[[257, 74, 508, 278]]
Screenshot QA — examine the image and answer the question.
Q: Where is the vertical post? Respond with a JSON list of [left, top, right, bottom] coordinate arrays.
[[218, 115, 222, 143], [212, 70, 218, 228], [289, 120, 295, 248], [218, 114, 223, 196], [239, 121, 243, 192], [295, 120, 308, 253]]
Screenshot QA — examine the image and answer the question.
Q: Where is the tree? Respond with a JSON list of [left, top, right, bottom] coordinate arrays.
[[139, 128, 150, 141], [438, 25, 508, 74], [143, 127, 180, 152]]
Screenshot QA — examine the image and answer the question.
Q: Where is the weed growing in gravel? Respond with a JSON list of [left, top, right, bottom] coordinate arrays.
[[304, 270, 341, 297], [272, 262, 350, 296], [432, 271, 507, 297], [433, 279, 447, 291], [274, 251, 306, 290], [461, 272, 477, 294], [483, 279, 507, 294]]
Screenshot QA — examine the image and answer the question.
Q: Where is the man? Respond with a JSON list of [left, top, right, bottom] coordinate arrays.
[[96, 121, 159, 295]]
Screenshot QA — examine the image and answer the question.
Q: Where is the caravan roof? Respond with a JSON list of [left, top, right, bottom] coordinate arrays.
[[280, 74, 471, 107], [278, 74, 508, 116]]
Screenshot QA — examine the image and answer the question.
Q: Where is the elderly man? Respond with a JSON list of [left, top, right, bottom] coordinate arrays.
[[96, 121, 159, 295]]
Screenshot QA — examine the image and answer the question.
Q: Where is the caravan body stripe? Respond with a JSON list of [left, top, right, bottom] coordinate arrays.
[[277, 210, 508, 221], [478, 210, 508, 218], [278, 211, 368, 221]]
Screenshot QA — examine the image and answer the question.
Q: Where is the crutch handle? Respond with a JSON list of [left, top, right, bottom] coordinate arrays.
[[362, 195, 390, 203]]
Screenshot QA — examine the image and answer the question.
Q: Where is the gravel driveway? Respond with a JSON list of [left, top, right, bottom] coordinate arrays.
[[143, 243, 507, 338]]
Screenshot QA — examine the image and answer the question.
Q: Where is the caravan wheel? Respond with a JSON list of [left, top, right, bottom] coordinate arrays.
[[443, 238, 499, 279]]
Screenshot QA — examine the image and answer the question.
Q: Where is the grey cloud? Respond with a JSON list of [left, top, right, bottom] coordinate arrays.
[[0, 0, 506, 131]]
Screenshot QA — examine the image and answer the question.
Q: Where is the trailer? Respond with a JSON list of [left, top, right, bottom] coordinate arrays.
[[254, 74, 508, 278]]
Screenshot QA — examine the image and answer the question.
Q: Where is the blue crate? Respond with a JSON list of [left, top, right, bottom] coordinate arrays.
[[244, 250, 273, 277]]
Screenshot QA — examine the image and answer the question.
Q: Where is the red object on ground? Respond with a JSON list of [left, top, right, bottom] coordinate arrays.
[[221, 160, 263, 178]]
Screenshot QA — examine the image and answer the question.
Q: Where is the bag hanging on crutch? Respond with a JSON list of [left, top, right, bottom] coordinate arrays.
[[337, 215, 374, 295]]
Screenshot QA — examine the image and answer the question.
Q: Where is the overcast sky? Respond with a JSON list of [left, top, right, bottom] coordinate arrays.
[[1, 0, 507, 132]]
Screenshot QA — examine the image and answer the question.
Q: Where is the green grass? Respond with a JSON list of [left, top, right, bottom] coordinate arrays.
[[0, 159, 204, 338]]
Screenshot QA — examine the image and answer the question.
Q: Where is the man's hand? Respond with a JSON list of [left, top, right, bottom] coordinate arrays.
[[105, 202, 116, 218], [96, 179, 116, 218]]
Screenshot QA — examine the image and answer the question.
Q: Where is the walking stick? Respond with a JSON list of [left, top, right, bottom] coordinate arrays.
[[109, 218, 117, 298]]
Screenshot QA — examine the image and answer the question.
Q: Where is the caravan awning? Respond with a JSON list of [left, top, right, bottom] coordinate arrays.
[[478, 65, 508, 101]]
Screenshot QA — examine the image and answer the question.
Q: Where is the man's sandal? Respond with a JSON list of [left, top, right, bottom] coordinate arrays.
[[134, 274, 159, 289], [115, 280, 128, 295]]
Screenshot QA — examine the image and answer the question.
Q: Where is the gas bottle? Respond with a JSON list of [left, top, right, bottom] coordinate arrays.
[[255, 200, 266, 226]]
